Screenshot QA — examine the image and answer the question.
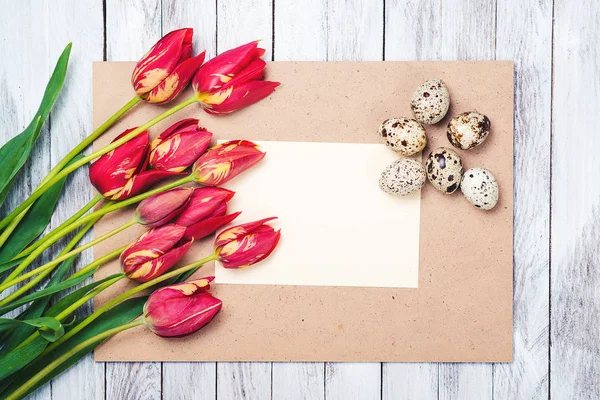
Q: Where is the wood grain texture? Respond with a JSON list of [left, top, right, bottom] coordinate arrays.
[[214, 1, 274, 398], [271, 2, 327, 398], [47, 1, 105, 399], [104, 1, 162, 398], [383, 1, 441, 396], [436, 1, 496, 398], [160, 2, 219, 398], [551, 0, 600, 398], [3, 0, 599, 398], [323, 1, 383, 398], [495, 0, 552, 398]]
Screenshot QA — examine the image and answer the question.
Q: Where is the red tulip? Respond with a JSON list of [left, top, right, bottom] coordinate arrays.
[[215, 217, 281, 269], [132, 28, 206, 104], [89, 128, 181, 200], [121, 224, 192, 282], [149, 119, 212, 172], [174, 187, 241, 240], [192, 140, 265, 186], [143, 276, 222, 337], [135, 188, 194, 227], [192, 40, 279, 114]]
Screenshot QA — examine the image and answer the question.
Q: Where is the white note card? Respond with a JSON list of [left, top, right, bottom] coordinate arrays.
[[215, 141, 421, 288]]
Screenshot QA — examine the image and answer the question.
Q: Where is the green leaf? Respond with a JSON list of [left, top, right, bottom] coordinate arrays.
[[0, 267, 96, 316], [44, 273, 123, 318], [0, 43, 71, 210], [0, 297, 146, 394], [0, 317, 63, 342], [0, 336, 49, 383], [0, 256, 25, 276], [0, 256, 78, 357], [0, 154, 84, 263]]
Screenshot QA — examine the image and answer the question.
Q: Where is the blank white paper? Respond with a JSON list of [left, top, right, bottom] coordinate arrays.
[[215, 141, 420, 288]]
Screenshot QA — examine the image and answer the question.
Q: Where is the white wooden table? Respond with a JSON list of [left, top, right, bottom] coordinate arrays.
[[0, 0, 595, 398]]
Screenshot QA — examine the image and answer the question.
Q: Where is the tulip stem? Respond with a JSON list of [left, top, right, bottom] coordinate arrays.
[[16, 273, 126, 350], [69, 246, 128, 280], [6, 317, 144, 400], [14, 194, 105, 260], [0, 95, 197, 231], [0, 205, 107, 307], [0, 96, 141, 244], [2, 175, 192, 290], [43, 253, 217, 355], [0, 219, 136, 292]]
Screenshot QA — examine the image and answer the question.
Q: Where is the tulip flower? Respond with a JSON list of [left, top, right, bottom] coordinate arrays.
[[149, 119, 212, 172], [174, 187, 241, 240], [193, 40, 279, 114], [192, 140, 266, 186], [215, 217, 281, 269], [121, 224, 192, 282], [143, 276, 222, 337], [132, 28, 206, 104], [135, 187, 194, 227], [89, 128, 181, 200]]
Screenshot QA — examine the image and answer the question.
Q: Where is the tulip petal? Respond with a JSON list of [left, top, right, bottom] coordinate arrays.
[[128, 240, 193, 282], [175, 188, 235, 227], [144, 51, 206, 104], [149, 129, 212, 172], [184, 211, 242, 240], [109, 170, 184, 201], [150, 118, 200, 150], [219, 227, 281, 269], [215, 217, 278, 247], [203, 80, 280, 115], [136, 188, 194, 227], [192, 140, 266, 186], [89, 129, 149, 197], [193, 40, 263, 94], [132, 29, 194, 95], [121, 224, 186, 272]]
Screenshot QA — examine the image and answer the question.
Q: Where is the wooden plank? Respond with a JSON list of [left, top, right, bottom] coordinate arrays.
[[160, 1, 218, 398], [217, 363, 272, 400], [494, 0, 552, 399], [551, 0, 600, 398], [46, 0, 105, 399], [0, 1, 52, 397], [104, 1, 162, 398], [324, 1, 383, 398], [436, 1, 496, 398], [382, 364, 437, 400], [215, 0, 274, 398], [383, 1, 441, 397], [271, 2, 327, 399]]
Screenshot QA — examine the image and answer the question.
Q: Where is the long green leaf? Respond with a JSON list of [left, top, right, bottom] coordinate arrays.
[[0, 154, 84, 263], [0, 268, 96, 316], [44, 273, 122, 318], [0, 297, 146, 393], [0, 317, 63, 342], [0, 43, 71, 209]]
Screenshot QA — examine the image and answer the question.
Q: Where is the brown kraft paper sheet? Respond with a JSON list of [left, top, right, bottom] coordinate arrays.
[[92, 61, 514, 362]]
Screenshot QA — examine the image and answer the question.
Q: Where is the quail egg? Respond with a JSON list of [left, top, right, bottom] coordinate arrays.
[[425, 147, 463, 194], [379, 158, 426, 196], [460, 168, 498, 210], [447, 111, 490, 150], [410, 79, 450, 124], [378, 118, 427, 156]]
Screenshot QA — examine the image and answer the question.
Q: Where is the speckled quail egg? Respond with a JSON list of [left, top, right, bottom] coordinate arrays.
[[379, 158, 426, 196], [410, 79, 450, 124], [378, 118, 427, 156], [460, 168, 498, 210], [447, 111, 490, 150], [425, 147, 463, 194]]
